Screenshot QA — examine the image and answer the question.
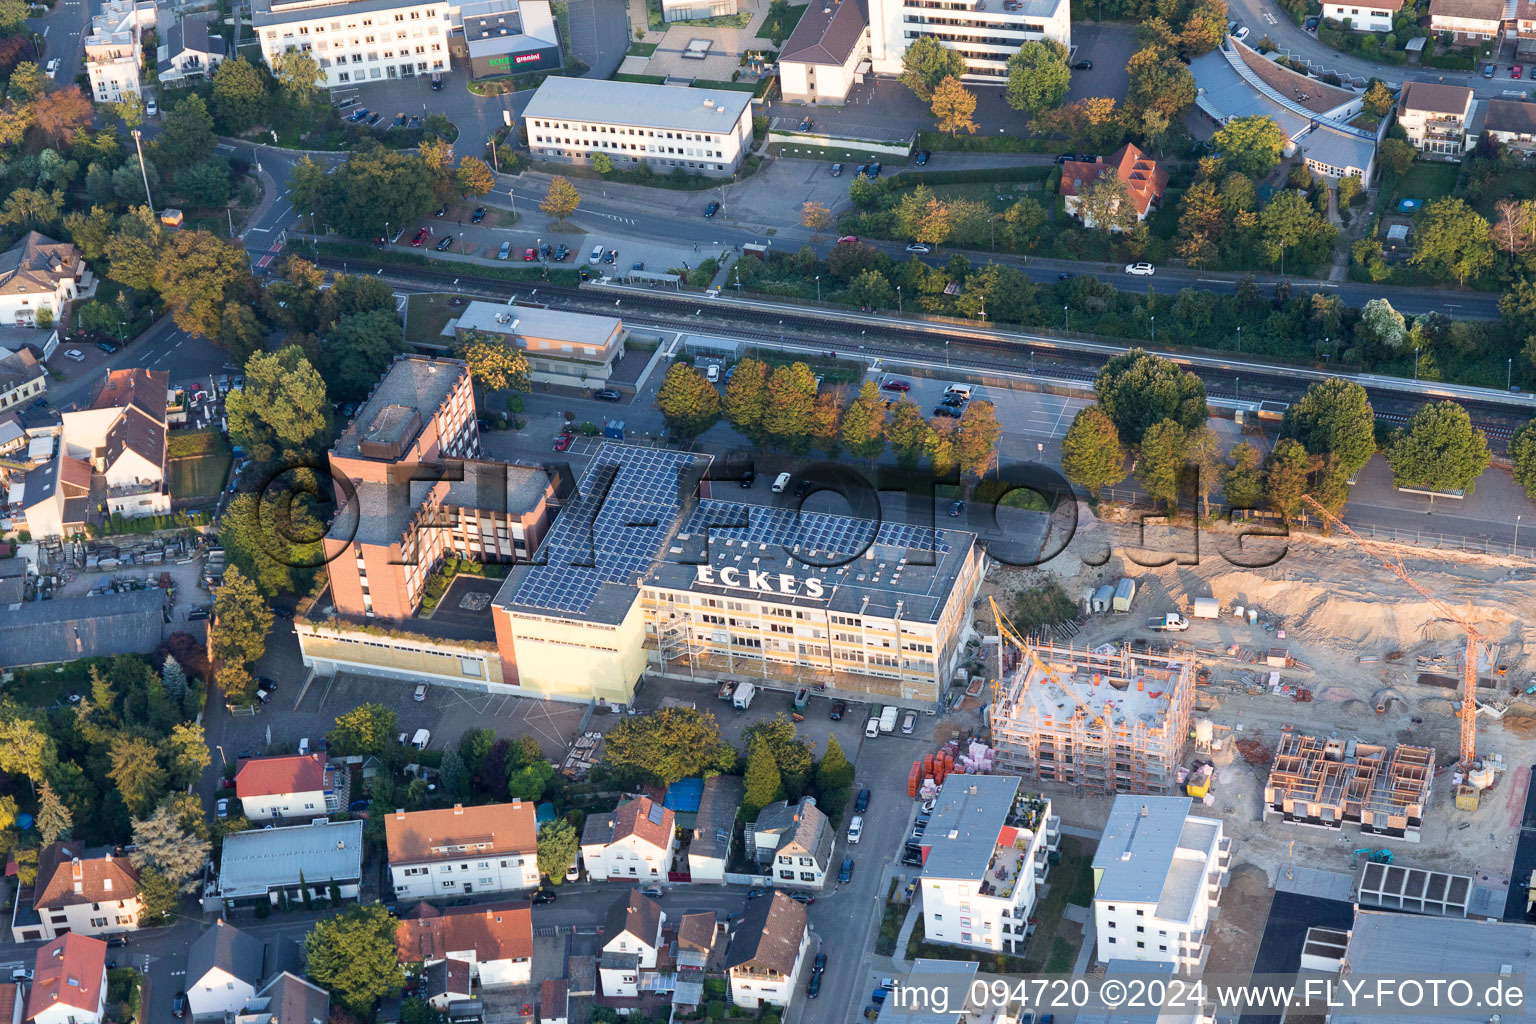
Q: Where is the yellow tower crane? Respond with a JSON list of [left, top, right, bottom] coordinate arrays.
[[989, 595, 1105, 728]]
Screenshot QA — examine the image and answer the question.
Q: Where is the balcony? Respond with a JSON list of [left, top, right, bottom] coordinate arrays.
[[1215, 837, 1231, 871]]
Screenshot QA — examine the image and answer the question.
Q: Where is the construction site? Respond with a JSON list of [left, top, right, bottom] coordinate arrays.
[[1260, 730, 1435, 842], [986, 598, 1196, 795]]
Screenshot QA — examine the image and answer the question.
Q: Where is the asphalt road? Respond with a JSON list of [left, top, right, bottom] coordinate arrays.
[[29, 0, 90, 85]]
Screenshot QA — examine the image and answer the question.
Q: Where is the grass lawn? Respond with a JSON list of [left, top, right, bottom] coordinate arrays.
[[758, 1, 806, 41], [1390, 161, 1459, 210], [404, 293, 466, 346], [1471, 165, 1536, 219], [1018, 834, 1095, 973], [169, 453, 232, 500]]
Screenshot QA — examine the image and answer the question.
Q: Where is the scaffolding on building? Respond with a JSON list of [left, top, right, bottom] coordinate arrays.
[[1262, 728, 1435, 842], [986, 607, 1195, 795]]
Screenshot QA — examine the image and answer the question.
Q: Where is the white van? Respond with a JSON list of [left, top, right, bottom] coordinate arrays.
[[589, 245, 604, 264], [945, 384, 973, 400], [772, 472, 792, 493]]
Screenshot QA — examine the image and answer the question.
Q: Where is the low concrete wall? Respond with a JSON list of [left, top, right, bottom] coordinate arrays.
[[766, 130, 914, 157]]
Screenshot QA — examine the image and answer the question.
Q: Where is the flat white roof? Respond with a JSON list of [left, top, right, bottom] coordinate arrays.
[[522, 77, 752, 135], [219, 819, 364, 898], [455, 301, 621, 346]]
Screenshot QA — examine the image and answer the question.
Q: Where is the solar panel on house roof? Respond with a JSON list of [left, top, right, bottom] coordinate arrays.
[[648, 802, 666, 825]]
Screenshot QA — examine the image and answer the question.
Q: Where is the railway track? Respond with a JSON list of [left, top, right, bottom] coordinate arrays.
[[311, 256, 1534, 452]]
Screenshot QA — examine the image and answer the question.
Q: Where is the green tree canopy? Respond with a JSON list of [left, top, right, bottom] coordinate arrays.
[[1092, 348, 1208, 445], [226, 345, 333, 466], [321, 309, 408, 402], [656, 362, 722, 442], [1061, 406, 1127, 497], [328, 703, 400, 755], [1004, 40, 1070, 115], [1136, 418, 1187, 511], [1409, 197, 1494, 285], [1263, 437, 1312, 525], [1125, 47, 1196, 117], [899, 36, 966, 100], [210, 566, 272, 673], [305, 904, 405, 1015], [1210, 115, 1286, 177], [537, 819, 579, 883], [761, 362, 818, 449], [322, 143, 436, 239], [1512, 418, 1536, 499], [1278, 377, 1377, 480], [603, 707, 737, 786], [129, 805, 211, 889], [211, 57, 268, 134], [153, 230, 256, 339], [742, 716, 815, 799], [1385, 400, 1491, 495], [743, 737, 782, 816]]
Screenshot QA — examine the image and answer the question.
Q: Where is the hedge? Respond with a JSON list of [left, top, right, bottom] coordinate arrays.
[[886, 165, 1054, 187]]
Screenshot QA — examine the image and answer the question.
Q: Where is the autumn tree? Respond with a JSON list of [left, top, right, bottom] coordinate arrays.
[[760, 362, 819, 449], [811, 389, 843, 454], [1061, 406, 1126, 497], [540, 176, 581, 220], [36, 781, 72, 845], [455, 156, 496, 196], [271, 48, 326, 104], [454, 330, 531, 393], [1362, 79, 1393, 118], [210, 567, 272, 702], [838, 380, 887, 462], [931, 76, 978, 135], [887, 399, 930, 468], [800, 201, 832, 232], [723, 357, 769, 438], [655, 362, 721, 441], [33, 87, 93, 147], [1211, 115, 1286, 177], [1125, 48, 1196, 118], [154, 230, 256, 339]]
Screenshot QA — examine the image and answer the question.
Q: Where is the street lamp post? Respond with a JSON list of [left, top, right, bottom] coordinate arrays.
[[1236, 325, 1241, 352], [1414, 346, 1420, 381], [896, 286, 902, 313], [1063, 305, 1069, 332], [1235, 376, 1240, 402], [1517, 514, 1523, 554], [815, 275, 820, 302], [130, 129, 153, 207], [1510, 357, 1515, 390], [1150, 315, 1155, 342]]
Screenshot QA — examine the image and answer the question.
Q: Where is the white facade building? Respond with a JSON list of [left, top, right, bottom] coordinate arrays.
[[1321, 0, 1400, 31], [1397, 81, 1475, 156], [918, 776, 1058, 954], [395, 902, 534, 989], [85, 0, 155, 103], [25, 934, 109, 1024], [1091, 796, 1232, 975], [598, 891, 665, 999], [234, 753, 337, 822], [725, 893, 809, 1009], [252, 0, 450, 89], [523, 78, 755, 178], [581, 796, 676, 882], [10, 844, 142, 943], [752, 798, 835, 891], [386, 802, 540, 902], [866, 0, 1069, 81], [186, 921, 266, 1020]]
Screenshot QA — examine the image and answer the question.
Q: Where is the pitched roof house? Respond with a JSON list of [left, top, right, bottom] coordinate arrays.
[[396, 901, 534, 988], [753, 797, 834, 889], [186, 921, 268, 1019], [235, 753, 337, 821], [11, 843, 142, 942], [1060, 143, 1169, 228], [1429, 0, 1504, 38], [724, 893, 809, 1009], [157, 16, 226, 82], [233, 972, 330, 1024], [688, 775, 743, 883], [0, 233, 89, 328], [598, 889, 668, 999], [26, 934, 108, 1024], [581, 796, 676, 882], [386, 801, 540, 900]]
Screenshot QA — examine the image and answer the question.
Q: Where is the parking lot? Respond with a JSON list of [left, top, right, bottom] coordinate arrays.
[[1063, 22, 1138, 110]]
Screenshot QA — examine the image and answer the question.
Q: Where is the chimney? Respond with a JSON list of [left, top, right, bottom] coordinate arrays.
[[396, 809, 407, 819], [453, 804, 464, 815]]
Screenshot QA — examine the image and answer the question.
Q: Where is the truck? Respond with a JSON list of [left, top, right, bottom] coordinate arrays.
[[1148, 613, 1191, 631], [733, 681, 757, 710], [879, 705, 898, 733]]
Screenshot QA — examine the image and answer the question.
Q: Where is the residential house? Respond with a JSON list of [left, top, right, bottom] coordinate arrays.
[[10, 843, 141, 942], [1519, 0, 1536, 56], [235, 753, 338, 822], [0, 411, 25, 458], [1397, 81, 1476, 155], [232, 972, 330, 1024], [10, 454, 89, 541], [919, 776, 1059, 954], [25, 934, 108, 1024], [598, 889, 666, 999], [1482, 98, 1536, 150], [386, 801, 540, 901], [777, 0, 871, 104], [0, 233, 90, 329], [1060, 143, 1169, 229], [676, 912, 725, 970], [1321, 0, 1401, 31], [1091, 796, 1232, 974], [1429, 0, 1503, 40], [186, 921, 267, 1020], [539, 979, 568, 1024], [0, 983, 23, 1024], [396, 901, 534, 988], [0, 350, 44, 414], [61, 368, 170, 521], [157, 16, 228, 83], [450, 303, 627, 390], [752, 797, 834, 890], [581, 796, 676, 882], [84, 0, 155, 102], [724, 893, 809, 1009], [688, 775, 743, 883], [419, 959, 473, 1013], [217, 820, 364, 907]]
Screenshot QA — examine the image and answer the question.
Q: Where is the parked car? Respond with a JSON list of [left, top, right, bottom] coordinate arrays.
[[639, 886, 663, 898], [814, 953, 826, 974], [1125, 262, 1156, 276], [839, 856, 853, 883], [411, 227, 431, 247], [540, 243, 553, 260], [523, 248, 537, 261], [589, 245, 605, 264], [594, 388, 622, 401], [472, 207, 486, 223], [604, 249, 618, 264], [914, 149, 930, 165], [413, 684, 427, 702], [45, 58, 60, 77], [788, 893, 814, 905], [1233, 25, 1249, 40], [1485, 63, 1496, 77], [368, 112, 383, 125], [1517, 65, 1525, 79], [531, 888, 557, 904], [431, 73, 444, 90], [830, 700, 847, 720], [434, 204, 447, 217], [880, 379, 911, 391], [831, 162, 843, 176], [1073, 59, 1092, 69], [901, 711, 917, 734], [63, 349, 84, 362], [905, 243, 931, 254], [932, 405, 961, 418], [393, 112, 407, 127], [215, 798, 229, 819], [746, 888, 766, 899], [704, 201, 721, 217], [855, 788, 870, 812], [554, 432, 574, 451], [498, 241, 512, 260], [948, 500, 965, 517], [740, 466, 755, 487], [847, 815, 863, 843], [855, 164, 867, 177], [807, 972, 823, 999], [96, 340, 120, 354], [1304, 14, 1319, 29], [554, 244, 570, 261], [171, 993, 187, 1019], [798, 117, 814, 130], [435, 235, 453, 251], [145, 97, 157, 116], [706, 364, 720, 382], [868, 161, 882, 178], [631, 261, 645, 271]]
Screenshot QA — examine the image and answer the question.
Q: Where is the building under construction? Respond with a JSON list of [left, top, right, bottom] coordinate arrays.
[[987, 638, 1196, 794], [1262, 728, 1435, 843]]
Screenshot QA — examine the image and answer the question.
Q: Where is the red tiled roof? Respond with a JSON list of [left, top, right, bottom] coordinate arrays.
[[90, 368, 168, 419], [34, 844, 139, 910], [396, 901, 534, 965], [0, 982, 19, 1023], [1059, 143, 1168, 217], [613, 796, 673, 849], [384, 801, 537, 863], [26, 934, 106, 1019], [235, 754, 330, 799]]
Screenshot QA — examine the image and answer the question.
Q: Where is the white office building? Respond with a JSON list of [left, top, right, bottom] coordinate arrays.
[[918, 776, 1059, 954], [522, 78, 754, 177], [1091, 796, 1232, 974], [252, 0, 450, 89], [867, 0, 1070, 80]]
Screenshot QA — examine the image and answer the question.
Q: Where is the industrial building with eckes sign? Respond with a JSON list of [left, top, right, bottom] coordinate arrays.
[[295, 356, 987, 706]]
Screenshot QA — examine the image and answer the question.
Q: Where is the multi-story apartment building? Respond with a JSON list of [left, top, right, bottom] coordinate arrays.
[[725, 893, 809, 1009], [1428, 0, 1503, 40], [234, 753, 339, 821], [918, 776, 1058, 954], [252, 0, 450, 88], [10, 845, 142, 942], [1091, 796, 1232, 974], [1321, 0, 1400, 31], [523, 78, 755, 178], [386, 802, 540, 901], [452, 303, 628, 390], [867, 0, 1069, 80], [1397, 81, 1475, 156], [85, 0, 155, 102]]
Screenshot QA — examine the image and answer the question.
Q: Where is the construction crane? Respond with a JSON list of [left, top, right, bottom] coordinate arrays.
[[1301, 494, 1488, 774], [989, 595, 1105, 728]]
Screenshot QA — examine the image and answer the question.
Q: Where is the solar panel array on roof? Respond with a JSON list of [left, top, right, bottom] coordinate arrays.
[[506, 446, 703, 615], [648, 802, 666, 825], [682, 500, 948, 562]]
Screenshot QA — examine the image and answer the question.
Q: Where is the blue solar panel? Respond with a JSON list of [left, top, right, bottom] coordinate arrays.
[[682, 500, 949, 561]]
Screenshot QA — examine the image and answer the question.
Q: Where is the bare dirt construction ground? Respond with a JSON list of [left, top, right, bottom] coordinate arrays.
[[975, 510, 1536, 954]]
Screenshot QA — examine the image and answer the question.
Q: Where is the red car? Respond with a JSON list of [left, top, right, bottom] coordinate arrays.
[[523, 248, 537, 261], [554, 432, 574, 452], [880, 379, 912, 392], [411, 227, 431, 247], [837, 235, 859, 244], [1516, 65, 1525, 79]]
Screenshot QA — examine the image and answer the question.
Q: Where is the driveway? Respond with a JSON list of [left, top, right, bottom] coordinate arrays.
[[568, 0, 632, 79], [1065, 23, 1137, 108]]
